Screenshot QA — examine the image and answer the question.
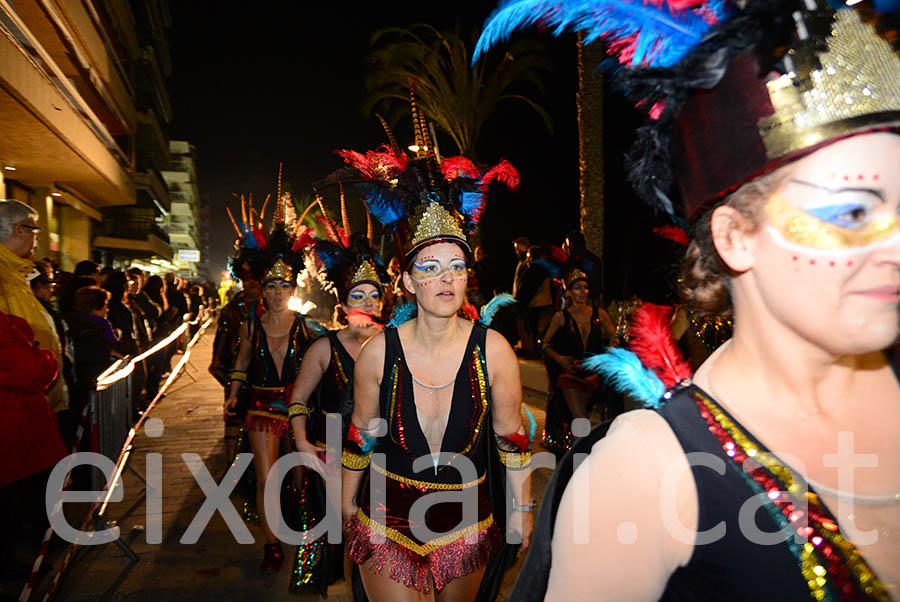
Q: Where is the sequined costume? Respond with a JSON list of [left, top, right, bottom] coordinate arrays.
[[288, 329, 354, 595], [541, 305, 609, 455], [245, 308, 312, 438], [510, 379, 897, 601], [210, 291, 259, 428], [343, 323, 504, 592]]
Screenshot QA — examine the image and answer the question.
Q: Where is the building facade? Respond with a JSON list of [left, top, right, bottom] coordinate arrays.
[[0, 0, 175, 273], [161, 140, 204, 279]]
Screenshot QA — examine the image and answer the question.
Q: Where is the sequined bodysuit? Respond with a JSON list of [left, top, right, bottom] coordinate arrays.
[[344, 322, 502, 592]]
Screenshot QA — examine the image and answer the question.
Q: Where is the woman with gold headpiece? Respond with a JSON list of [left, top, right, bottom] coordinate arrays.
[[540, 268, 616, 455], [333, 135, 529, 600], [479, 1, 900, 600], [224, 190, 317, 573], [284, 231, 388, 594]]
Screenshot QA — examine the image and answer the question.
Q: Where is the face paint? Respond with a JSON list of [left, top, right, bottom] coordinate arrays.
[[765, 180, 900, 255], [264, 280, 294, 292], [346, 287, 382, 307], [410, 257, 468, 283]]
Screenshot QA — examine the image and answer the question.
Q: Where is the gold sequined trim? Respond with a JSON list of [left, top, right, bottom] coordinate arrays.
[[342, 450, 371, 470], [246, 410, 288, 422], [288, 404, 311, 418], [349, 260, 381, 290], [372, 462, 485, 490], [356, 509, 494, 556], [229, 370, 247, 381], [497, 449, 531, 469]]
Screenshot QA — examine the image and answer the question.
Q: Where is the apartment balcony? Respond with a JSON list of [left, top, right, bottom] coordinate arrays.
[[94, 206, 173, 260], [134, 46, 172, 123], [133, 168, 170, 212], [135, 108, 170, 173], [0, 4, 134, 207]]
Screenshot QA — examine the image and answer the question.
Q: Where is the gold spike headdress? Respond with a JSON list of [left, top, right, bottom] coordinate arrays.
[[227, 165, 314, 285], [330, 105, 520, 262]]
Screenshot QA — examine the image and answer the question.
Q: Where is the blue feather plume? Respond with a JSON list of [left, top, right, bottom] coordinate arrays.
[[480, 293, 516, 327], [581, 347, 666, 409], [388, 302, 417, 327], [474, 0, 733, 68], [532, 258, 561, 279], [305, 319, 327, 337], [360, 184, 404, 227], [460, 191, 485, 221], [523, 406, 537, 442]]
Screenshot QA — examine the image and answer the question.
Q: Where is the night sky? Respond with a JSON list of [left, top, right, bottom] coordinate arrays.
[[168, 2, 674, 300]]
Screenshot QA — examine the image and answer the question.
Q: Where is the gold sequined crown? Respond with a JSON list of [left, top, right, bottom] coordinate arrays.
[[671, 6, 900, 215], [405, 201, 468, 258], [348, 259, 382, 290], [760, 9, 900, 158], [566, 269, 588, 288], [263, 259, 293, 284]]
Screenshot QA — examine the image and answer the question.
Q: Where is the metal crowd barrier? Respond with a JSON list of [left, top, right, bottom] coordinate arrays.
[[21, 308, 216, 602]]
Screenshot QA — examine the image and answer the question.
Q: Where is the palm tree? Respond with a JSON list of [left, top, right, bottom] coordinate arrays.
[[363, 24, 552, 158], [576, 32, 605, 287]]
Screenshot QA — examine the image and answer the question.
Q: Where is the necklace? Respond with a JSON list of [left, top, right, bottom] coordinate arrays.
[[266, 331, 291, 339], [804, 478, 900, 506], [708, 361, 900, 507], [411, 373, 455, 390]]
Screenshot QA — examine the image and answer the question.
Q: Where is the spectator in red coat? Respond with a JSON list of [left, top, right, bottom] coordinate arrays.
[[0, 310, 67, 487]]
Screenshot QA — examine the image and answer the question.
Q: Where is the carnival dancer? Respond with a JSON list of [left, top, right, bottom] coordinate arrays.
[[224, 187, 317, 573], [540, 269, 615, 455], [210, 262, 263, 466], [335, 114, 530, 601], [477, 1, 900, 599], [285, 229, 389, 594]]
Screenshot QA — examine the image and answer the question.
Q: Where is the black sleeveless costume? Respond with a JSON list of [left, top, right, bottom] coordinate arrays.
[[542, 305, 618, 455], [245, 309, 311, 438], [510, 362, 899, 601], [344, 322, 509, 594]]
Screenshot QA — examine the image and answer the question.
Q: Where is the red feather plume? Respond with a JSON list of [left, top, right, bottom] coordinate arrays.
[[252, 227, 267, 251], [346, 308, 385, 330], [291, 225, 316, 252], [442, 156, 480, 180], [628, 303, 692, 388], [652, 225, 691, 246], [460, 303, 480, 322], [481, 159, 520, 192]]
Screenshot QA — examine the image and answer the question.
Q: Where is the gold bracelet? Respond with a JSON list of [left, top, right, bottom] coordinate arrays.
[[497, 449, 532, 469], [229, 370, 247, 382], [288, 404, 311, 418]]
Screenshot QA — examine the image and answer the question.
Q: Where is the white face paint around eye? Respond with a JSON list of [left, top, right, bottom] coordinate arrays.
[[410, 257, 468, 282]]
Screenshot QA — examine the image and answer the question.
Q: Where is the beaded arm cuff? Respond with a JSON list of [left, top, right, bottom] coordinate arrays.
[[229, 370, 247, 382], [495, 429, 532, 469], [497, 449, 531, 469], [343, 422, 376, 471], [342, 449, 371, 471], [288, 403, 311, 419]]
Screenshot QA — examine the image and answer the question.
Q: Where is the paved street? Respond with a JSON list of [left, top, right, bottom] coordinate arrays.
[[44, 327, 555, 601]]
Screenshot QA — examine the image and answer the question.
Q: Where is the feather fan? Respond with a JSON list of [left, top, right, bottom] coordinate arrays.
[[474, 0, 732, 68], [581, 347, 666, 408], [628, 303, 692, 388]]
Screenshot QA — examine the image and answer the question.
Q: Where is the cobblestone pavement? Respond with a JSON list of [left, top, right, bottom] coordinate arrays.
[[44, 327, 555, 602]]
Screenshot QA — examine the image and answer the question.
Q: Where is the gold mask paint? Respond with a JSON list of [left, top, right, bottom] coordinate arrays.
[[410, 257, 468, 283], [766, 194, 900, 253]]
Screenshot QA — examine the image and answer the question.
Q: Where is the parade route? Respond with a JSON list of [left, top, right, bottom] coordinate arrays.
[[46, 326, 553, 602]]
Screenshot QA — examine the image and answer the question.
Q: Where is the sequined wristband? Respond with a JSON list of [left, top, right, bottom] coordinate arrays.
[[288, 404, 311, 419]]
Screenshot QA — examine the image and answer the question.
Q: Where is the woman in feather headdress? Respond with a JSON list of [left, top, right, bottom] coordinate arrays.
[[335, 108, 531, 601], [478, 1, 900, 600], [223, 180, 319, 574], [540, 269, 616, 455], [284, 230, 388, 595]]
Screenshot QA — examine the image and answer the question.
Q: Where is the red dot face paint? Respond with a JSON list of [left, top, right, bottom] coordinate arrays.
[[809, 259, 816, 265], [829, 261, 835, 267], [792, 256, 798, 261]]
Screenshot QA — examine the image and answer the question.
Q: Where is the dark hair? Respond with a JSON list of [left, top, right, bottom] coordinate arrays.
[[74, 286, 110, 313], [74, 260, 99, 277], [679, 167, 785, 316], [143, 275, 165, 303], [102, 271, 128, 302]]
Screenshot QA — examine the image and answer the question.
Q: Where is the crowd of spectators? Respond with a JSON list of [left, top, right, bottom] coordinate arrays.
[[0, 199, 216, 586]]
